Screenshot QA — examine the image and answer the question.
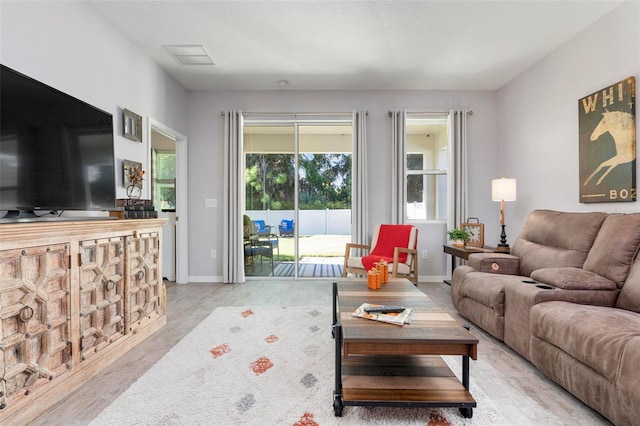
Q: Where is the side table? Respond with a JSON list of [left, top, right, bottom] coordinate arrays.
[[443, 244, 498, 285]]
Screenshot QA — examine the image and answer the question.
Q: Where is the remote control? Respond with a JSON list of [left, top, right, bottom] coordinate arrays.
[[364, 305, 405, 314]]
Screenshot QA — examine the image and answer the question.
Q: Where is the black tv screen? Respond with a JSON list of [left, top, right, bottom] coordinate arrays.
[[0, 64, 115, 216]]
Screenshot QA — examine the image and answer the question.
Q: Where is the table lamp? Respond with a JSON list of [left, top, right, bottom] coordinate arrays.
[[492, 177, 517, 252]]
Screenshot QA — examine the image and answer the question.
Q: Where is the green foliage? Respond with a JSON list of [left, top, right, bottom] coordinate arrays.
[[298, 153, 351, 210], [447, 228, 469, 241], [245, 153, 351, 210]]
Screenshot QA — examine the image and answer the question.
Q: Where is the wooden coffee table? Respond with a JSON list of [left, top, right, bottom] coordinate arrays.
[[331, 278, 478, 418]]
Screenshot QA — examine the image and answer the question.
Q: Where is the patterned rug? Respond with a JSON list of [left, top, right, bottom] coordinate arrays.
[[90, 307, 509, 426], [273, 262, 343, 277]]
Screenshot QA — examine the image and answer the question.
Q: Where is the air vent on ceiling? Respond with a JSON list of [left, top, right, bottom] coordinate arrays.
[[162, 45, 215, 65]]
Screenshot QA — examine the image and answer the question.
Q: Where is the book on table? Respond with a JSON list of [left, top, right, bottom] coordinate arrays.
[[352, 303, 413, 326]]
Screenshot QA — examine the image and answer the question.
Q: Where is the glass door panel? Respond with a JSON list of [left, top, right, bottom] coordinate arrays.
[[297, 125, 352, 278], [244, 125, 295, 277]]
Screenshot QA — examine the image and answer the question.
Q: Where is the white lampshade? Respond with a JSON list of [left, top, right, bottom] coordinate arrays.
[[492, 178, 517, 202]]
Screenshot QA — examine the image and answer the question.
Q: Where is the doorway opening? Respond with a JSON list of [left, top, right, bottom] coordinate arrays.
[[148, 118, 188, 284]]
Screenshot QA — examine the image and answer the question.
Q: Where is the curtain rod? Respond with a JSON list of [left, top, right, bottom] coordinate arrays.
[[387, 110, 473, 117], [221, 111, 367, 116]]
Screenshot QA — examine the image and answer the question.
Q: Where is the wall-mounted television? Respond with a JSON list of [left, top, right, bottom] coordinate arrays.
[[0, 64, 116, 219]]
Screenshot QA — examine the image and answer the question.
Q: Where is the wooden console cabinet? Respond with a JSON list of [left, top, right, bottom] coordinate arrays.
[[0, 218, 167, 424]]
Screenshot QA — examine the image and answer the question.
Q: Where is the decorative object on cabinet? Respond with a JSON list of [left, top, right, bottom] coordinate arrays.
[[123, 160, 145, 199], [123, 108, 142, 142]]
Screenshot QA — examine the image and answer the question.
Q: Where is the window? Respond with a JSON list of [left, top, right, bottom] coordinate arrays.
[[405, 116, 449, 221], [152, 150, 176, 211]]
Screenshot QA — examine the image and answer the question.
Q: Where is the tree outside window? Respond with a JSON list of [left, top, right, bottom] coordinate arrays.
[[153, 150, 176, 211], [245, 153, 351, 210]]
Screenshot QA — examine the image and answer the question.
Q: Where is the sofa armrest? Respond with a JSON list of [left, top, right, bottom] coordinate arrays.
[[530, 267, 617, 290], [468, 253, 521, 275]]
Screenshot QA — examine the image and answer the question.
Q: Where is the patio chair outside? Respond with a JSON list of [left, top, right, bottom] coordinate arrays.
[[252, 219, 272, 235], [279, 219, 295, 237], [244, 215, 279, 274]]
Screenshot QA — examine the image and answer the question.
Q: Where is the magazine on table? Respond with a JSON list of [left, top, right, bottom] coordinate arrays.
[[351, 303, 413, 326]]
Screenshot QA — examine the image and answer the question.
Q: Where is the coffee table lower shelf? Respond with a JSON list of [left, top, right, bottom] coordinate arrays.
[[333, 353, 476, 418]]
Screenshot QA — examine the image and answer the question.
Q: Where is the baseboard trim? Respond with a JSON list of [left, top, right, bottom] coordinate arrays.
[[187, 275, 449, 284]]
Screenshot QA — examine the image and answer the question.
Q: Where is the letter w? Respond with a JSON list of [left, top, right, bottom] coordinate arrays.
[[581, 94, 599, 113]]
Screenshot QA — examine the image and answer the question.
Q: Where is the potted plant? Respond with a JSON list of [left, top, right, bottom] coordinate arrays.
[[447, 228, 469, 247]]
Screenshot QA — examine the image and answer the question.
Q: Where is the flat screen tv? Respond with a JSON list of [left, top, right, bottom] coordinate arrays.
[[0, 64, 116, 218]]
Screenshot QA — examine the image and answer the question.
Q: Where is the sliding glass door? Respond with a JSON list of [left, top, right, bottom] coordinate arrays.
[[243, 118, 352, 279]]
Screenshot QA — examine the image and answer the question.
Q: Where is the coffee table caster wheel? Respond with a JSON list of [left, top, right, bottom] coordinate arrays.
[[459, 407, 473, 418], [333, 397, 343, 417]]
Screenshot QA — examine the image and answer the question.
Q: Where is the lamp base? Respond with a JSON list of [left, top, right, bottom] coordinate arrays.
[[497, 224, 510, 253], [496, 244, 510, 253]]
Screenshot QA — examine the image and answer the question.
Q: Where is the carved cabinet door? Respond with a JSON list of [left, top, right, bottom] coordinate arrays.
[[0, 244, 71, 410], [78, 238, 126, 362], [126, 232, 163, 332]]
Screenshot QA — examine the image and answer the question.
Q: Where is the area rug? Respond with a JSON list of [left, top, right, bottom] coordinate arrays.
[[273, 263, 343, 277], [90, 306, 509, 426]]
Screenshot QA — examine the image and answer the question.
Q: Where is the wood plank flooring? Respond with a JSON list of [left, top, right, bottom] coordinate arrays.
[[31, 280, 610, 425]]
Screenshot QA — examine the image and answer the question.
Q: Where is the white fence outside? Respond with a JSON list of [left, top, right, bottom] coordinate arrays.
[[247, 209, 351, 236]]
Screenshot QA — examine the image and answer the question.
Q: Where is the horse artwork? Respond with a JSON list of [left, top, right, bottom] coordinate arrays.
[[584, 110, 636, 186], [579, 77, 636, 203]]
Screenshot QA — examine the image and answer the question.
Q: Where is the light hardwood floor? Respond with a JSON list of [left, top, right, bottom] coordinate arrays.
[[32, 280, 610, 425]]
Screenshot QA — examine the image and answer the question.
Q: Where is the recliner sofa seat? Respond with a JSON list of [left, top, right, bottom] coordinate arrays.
[[451, 209, 640, 426]]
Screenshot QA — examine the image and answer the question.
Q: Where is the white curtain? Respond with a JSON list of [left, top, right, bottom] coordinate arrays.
[[222, 110, 245, 283], [449, 109, 469, 229], [352, 110, 368, 244], [390, 110, 407, 224]]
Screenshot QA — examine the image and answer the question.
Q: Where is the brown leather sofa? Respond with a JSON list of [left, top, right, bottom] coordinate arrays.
[[451, 209, 640, 425]]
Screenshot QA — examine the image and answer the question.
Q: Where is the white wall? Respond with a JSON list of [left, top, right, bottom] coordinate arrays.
[[187, 90, 498, 281], [0, 1, 189, 201], [497, 1, 640, 235]]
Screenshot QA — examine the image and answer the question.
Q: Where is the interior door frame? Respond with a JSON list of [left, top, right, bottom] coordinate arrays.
[[147, 117, 189, 284]]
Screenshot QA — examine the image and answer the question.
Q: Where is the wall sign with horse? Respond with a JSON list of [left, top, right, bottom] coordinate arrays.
[[579, 76, 636, 203]]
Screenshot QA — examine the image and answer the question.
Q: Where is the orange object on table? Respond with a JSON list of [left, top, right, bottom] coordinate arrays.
[[367, 269, 381, 289], [377, 260, 389, 283]]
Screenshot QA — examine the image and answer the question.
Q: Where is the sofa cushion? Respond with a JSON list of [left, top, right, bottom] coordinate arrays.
[[617, 260, 640, 313], [531, 301, 640, 382], [583, 213, 640, 287], [530, 267, 616, 290], [462, 277, 506, 315], [511, 210, 607, 276], [455, 272, 531, 316]]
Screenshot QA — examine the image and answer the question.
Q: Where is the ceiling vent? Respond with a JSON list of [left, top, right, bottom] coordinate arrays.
[[162, 45, 215, 65]]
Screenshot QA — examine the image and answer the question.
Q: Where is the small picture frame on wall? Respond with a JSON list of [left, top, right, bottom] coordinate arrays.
[[123, 108, 142, 142]]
